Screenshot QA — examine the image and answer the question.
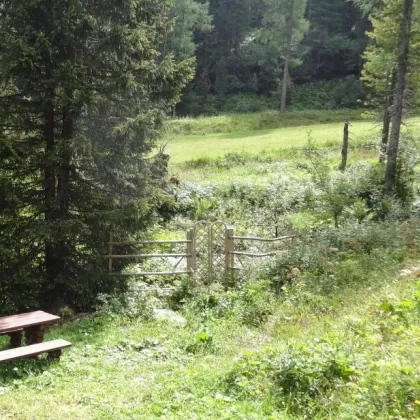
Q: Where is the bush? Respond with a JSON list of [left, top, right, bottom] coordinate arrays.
[[177, 77, 366, 116], [223, 340, 355, 415], [96, 281, 160, 320], [290, 77, 366, 111], [233, 280, 275, 327], [266, 220, 420, 294], [331, 75, 365, 108], [220, 94, 275, 114]]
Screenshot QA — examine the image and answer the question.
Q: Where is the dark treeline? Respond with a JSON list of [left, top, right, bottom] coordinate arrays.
[[172, 0, 371, 115]]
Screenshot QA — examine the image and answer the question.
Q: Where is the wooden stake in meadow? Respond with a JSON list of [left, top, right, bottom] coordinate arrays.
[[339, 120, 349, 171]]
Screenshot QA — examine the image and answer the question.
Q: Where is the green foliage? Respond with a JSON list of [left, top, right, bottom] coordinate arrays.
[[96, 282, 160, 320], [220, 280, 420, 418], [394, 133, 419, 205], [58, 306, 75, 319], [266, 219, 420, 293], [223, 340, 355, 415], [297, 0, 369, 80], [260, 0, 309, 112], [1, 212, 420, 418], [178, 78, 367, 115], [169, 108, 366, 134], [233, 280, 275, 327], [175, 0, 369, 115], [193, 197, 218, 220], [0, 0, 194, 312], [180, 279, 276, 328], [360, 0, 420, 90], [301, 139, 414, 225], [166, 0, 212, 61], [185, 329, 214, 353]]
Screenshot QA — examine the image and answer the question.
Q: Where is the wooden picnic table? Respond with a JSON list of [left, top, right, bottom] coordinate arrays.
[[0, 311, 71, 362], [0, 310, 60, 347]]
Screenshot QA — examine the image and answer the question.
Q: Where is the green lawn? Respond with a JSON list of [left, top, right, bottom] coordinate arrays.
[[165, 115, 420, 165], [1, 265, 420, 419]]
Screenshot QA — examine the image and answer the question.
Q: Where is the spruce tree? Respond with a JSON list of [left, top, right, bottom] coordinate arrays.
[[0, 0, 194, 313], [166, 0, 212, 62], [261, 0, 309, 111]]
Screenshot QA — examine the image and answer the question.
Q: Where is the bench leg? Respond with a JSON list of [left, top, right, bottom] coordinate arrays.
[[48, 349, 62, 360], [25, 326, 44, 345], [8, 331, 23, 348]]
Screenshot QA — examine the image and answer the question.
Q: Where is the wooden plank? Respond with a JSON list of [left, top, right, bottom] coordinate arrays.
[[113, 270, 191, 276], [229, 235, 296, 242], [0, 311, 60, 334], [225, 227, 235, 287], [108, 232, 113, 272], [229, 251, 276, 257], [0, 339, 71, 363], [186, 228, 196, 280], [0, 328, 23, 336], [105, 253, 191, 259], [109, 240, 191, 245]]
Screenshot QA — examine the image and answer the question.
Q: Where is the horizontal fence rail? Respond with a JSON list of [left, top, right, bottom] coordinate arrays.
[[107, 230, 195, 277], [109, 240, 191, 246], [230, 251, 276, 257], [116, 270, 192, 277], [105, 254, 192, 259], [230, 235, 296, 242]]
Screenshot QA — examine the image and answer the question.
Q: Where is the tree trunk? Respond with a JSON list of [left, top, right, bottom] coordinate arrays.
[[339, 120, 349, 171], [50, 85, 74, 308], [59, 104, 72, 219], [379, 71, 396, 163], [385, 0, 413, 194], [43, 85, 58, 285], [280, 0, 295, 113]]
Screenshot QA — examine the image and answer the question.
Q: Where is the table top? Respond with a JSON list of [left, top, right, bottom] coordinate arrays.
[[0, 311, 60, 334]]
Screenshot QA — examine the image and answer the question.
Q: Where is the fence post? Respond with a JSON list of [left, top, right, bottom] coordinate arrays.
[[108, 232, 113, 272], [186, 228, 196, 280], [339, 120, 349, 171], [225, 227, 235, 287]]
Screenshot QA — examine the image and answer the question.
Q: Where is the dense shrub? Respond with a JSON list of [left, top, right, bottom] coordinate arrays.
[[179, 279, 276, 329], [177, 92, 276, 116], [177, 78, 366, 116], [96, 282, 160, 320], [219, 94, 276, 114], [266, 220, 420, 294], [223, 340, 355, 415]]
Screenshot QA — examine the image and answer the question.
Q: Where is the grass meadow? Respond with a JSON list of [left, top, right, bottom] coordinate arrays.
[[2, 109, 420, 419]]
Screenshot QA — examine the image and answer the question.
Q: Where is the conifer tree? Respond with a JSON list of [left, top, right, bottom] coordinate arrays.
[[261, 0, 309, 111], [166, 0, 212, 62], [0, 0, 194, 312]]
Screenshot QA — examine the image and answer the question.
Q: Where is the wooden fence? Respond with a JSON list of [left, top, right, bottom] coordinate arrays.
[[106, 222, 295, 285]]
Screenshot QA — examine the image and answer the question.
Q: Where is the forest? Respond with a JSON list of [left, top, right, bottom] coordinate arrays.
[[1, 0, 420, 418], [173, 0, 371, 115]]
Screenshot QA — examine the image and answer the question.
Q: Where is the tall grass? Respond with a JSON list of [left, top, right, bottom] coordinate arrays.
[[168, 109, 367, 136]]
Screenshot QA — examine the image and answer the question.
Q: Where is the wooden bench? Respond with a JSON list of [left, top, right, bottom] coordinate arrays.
[[0, 311, 71, 363], [0, 340, 72, 362]]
